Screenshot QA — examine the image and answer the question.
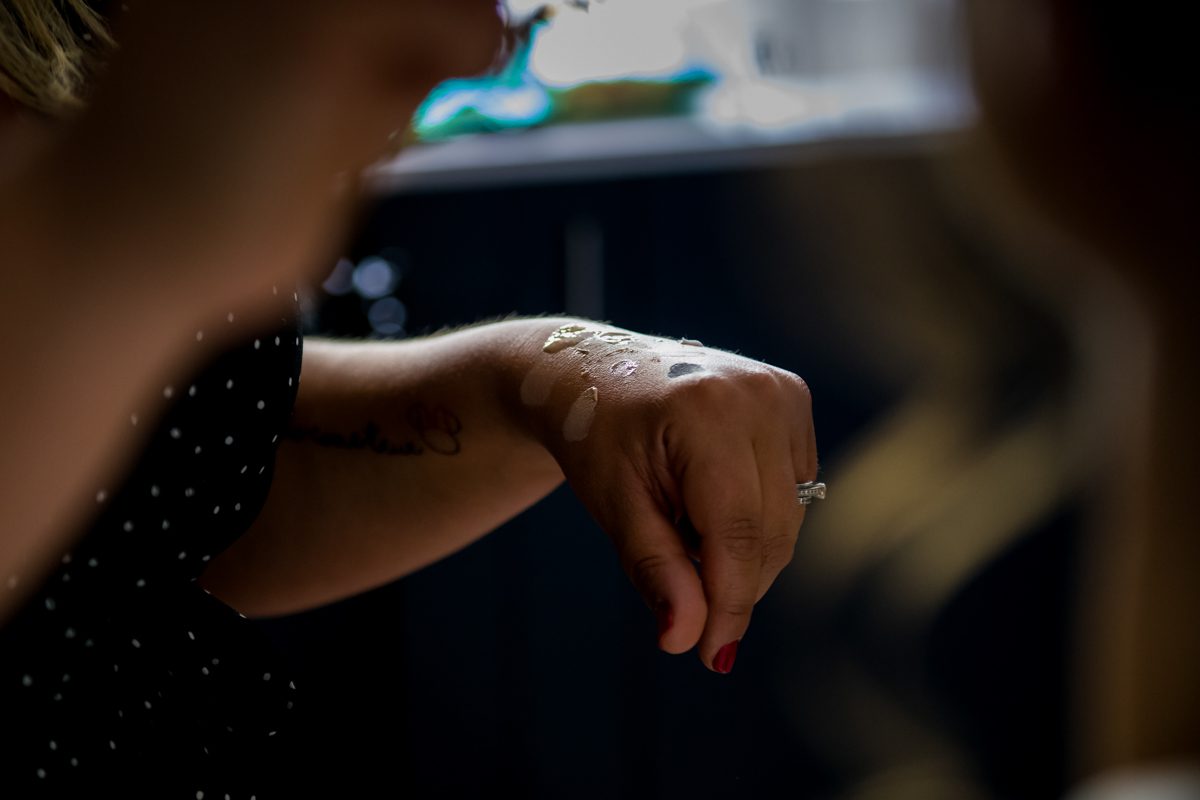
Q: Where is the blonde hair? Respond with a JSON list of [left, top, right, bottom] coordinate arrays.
[[0, 0, 111, 116]]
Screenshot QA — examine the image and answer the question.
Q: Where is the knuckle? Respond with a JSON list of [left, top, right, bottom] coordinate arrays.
[[672, 373, 732, 409], [735, 368, 781, 400], [782, 370, 812, 410], [785, 370, 811, 396], [626, 551, 674, 592], [717, 598, 756, 618], [701, 368, 805, 415], [718, 523, 763, 562]]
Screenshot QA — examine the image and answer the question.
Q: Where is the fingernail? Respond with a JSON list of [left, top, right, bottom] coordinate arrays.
[[713, 640, 740, 674]]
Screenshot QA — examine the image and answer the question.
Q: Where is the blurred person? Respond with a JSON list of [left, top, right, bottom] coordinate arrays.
[[0, 1, 818, 796], [966, 0, 1200, 796], [675, 1, 1197, 797]]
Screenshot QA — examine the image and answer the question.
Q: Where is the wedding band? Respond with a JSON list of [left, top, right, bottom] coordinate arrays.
[[796, 481, 827, 505]]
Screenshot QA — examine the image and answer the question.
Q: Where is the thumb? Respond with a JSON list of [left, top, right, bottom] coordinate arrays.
[[609, 493, 708, 655]]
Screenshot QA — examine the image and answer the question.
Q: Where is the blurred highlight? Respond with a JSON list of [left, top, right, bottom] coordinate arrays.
[[410, 0, 967, 142]]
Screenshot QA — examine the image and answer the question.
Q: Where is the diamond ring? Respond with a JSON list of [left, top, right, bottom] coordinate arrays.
[[796, 481, 827, 505]]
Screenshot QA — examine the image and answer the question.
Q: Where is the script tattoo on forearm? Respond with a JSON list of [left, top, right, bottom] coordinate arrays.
[[285, 404, 463, 456]]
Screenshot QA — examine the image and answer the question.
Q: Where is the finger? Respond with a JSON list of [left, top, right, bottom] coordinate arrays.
[[755, 439, 804, 604], [756, 376, 815, 602], [790, 376, 818, 483], [684, 446, 764, 673], [790, 379, 819, 544], [606, 481, 708, 655]]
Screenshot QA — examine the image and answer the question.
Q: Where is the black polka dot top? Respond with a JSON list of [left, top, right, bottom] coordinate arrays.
[[0, 285, 305, 798]]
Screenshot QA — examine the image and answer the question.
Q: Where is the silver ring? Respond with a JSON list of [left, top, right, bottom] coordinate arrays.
[[796, 481, 827, 505]]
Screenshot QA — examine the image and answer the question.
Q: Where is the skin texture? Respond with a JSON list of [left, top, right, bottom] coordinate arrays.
[[0, 3, 817, 673]]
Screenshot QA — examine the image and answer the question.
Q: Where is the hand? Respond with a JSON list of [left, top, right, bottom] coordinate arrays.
[[526, 323, 818, 673]]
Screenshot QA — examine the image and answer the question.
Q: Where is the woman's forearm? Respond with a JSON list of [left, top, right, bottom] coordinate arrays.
[[199, 315, 817, 670], [196, 319, 580, 618]]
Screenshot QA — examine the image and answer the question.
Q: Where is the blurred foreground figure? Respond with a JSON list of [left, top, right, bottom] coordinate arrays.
[[968, 0, 1200, 793], [755, 2, 1198, 797]]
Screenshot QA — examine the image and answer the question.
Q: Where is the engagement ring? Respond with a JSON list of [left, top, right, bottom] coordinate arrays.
[[796, 481, 827, 505]]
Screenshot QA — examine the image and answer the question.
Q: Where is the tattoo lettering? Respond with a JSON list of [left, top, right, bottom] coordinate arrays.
[[285, 404, 462, 456]]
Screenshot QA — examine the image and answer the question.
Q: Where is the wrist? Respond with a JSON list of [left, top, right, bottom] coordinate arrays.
[[492, 316, 661, 460], [489, 316, 594, 450]]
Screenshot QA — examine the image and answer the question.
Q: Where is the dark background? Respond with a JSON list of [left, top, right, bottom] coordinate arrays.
[[257, 141, 1078, 800]]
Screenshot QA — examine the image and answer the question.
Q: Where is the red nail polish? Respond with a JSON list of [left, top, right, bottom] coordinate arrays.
[[714, 640, 739, 674]]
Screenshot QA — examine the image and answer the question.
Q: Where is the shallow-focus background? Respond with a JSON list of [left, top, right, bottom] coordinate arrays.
[[256, 2, 1131, 797]]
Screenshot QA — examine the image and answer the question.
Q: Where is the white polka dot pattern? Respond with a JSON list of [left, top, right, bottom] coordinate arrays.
[[0, 285, 305, 796]]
